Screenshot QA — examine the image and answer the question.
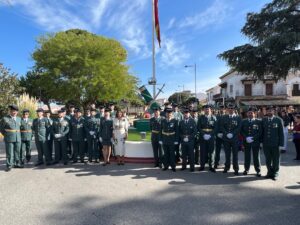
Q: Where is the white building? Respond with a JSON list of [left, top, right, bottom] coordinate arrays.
[[206, 85, 221, 105], [206, 70, 300, 107]]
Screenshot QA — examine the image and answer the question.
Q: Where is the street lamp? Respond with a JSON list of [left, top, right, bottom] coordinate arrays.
[[184, 64, 197, 98]]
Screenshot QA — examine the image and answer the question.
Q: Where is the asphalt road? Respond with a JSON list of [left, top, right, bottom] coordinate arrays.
[[0, 139, 299, 225]]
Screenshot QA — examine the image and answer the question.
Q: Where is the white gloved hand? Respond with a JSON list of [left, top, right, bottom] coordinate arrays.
[[84, 138, 87, 141], [203, 134, 211, 140], [110, 138, 114, 143], [227, 133, 233, 139], [69, 138, 72, 141], [217, 133, 223, 138], [99, 137, 103, 142], [54, 134, 61, 138], [279, 146, 285, 150], [183, 137, 189, 142], [174, 142, 178, 145], [89, 131, 95, 135], [260, 143, 263, 148], [31, 136, 35, 141], [246, 137, 253, 143], [159, 141, 163, 145]]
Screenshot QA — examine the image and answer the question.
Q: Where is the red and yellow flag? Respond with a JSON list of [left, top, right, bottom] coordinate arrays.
[[153, 0, 161, 48]]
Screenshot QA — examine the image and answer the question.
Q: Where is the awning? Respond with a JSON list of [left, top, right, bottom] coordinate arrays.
[[241, 98, 300, 106]]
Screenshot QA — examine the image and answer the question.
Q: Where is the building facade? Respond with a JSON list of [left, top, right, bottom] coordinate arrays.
[[206, 70, 300, 108]]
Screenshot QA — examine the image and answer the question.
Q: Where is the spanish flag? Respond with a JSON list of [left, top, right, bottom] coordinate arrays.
[[153, 0, 161, 48]]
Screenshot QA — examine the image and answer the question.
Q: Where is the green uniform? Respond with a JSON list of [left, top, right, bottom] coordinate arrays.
[[192, 116, 200, 164], [262, 116, 284, 178], [160, 118, 179, 170], [150, 116, 163, 167], [65, 114, 73, 157], [20, 118, 33, 164], [99, 117, 113, 145], [215, 114, 225, 168], [0, 115, 22, 168], [220, 114, 242, 172], [84, 116, 101, 162], [69, 116, 85, 162], [52, 118, 70, 164], [197, 114, 217, 169], [45, 117, 53, 160], [173, 111, 183, 161], [32, 117, 51, 164], [179, 117, 197, 170], [240, 118, 262, 173]]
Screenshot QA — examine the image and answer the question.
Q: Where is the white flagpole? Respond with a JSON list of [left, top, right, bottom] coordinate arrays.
[[152, 0, 156, 99]]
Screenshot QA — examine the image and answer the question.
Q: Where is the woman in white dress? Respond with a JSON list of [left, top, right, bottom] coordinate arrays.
[[113, 110, 129, 165]]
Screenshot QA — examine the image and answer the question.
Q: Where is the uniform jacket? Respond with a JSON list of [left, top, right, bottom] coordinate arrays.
[[160, 118, 179, 144], [179, 117, 197, 144], [220, 114, 242, 142], [99, 117, 113, 140], [84, 116, 100, 139], [20, 118, 33, 141], [69, 116, 85, 141], [32, 117, 51, 142], [52, 118, 70, 141], [197, 114, 217, 142], [262, 116, 284, 147], [0, 115, 21, 142], [240, 118, 262, 146], [150, 116, 161, 141]]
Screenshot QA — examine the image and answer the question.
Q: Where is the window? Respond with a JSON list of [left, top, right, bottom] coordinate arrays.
[[229, 85, 233, 94], [292, 83, 300, 96], [244, 84, 252, 96], [266, 83, 273, 95]]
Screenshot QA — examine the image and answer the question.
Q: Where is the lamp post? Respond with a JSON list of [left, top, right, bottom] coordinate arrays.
[[184, 63, 197, 98]]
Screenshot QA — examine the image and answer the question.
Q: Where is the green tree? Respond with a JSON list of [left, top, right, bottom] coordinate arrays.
[[0, 63, 23, 117], [22, 29, 139, 106], [168, 92, 191, 105], [219, 0, 300, 79]]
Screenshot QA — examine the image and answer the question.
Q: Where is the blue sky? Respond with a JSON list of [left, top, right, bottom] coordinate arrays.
[[0, 0, 270, 98]]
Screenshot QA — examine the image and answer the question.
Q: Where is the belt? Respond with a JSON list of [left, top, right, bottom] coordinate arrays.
[[202, 129, 212, 132], [152, 130, 159, 134], [5, 129, 20, 132], [162, 131, 175, 136], [21, 130, 32, 133]]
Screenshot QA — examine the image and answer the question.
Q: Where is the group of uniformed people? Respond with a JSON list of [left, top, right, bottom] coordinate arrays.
[[150, 102, 284, 181], [0, 103, 131, 171]]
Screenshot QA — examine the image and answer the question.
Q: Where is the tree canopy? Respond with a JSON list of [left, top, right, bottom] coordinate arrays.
[[0, 63, 23, 116], [218, 0, 300, 79], [21, 29, 139, 106]]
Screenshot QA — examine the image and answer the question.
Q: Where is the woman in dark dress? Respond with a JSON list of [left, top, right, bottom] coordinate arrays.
[[292, 114, 300, 160], [99, 108, 113, 165]]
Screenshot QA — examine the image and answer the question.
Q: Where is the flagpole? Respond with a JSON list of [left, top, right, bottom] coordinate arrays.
[[152, 0, 156, 99]]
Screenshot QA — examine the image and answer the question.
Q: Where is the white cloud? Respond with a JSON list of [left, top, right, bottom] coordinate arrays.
[[91, 0, 111, 28], [179, 0, 231, 30], [159, 37, 190, 67], [167, 17, 176, 29], [6, 0, 91, 31]]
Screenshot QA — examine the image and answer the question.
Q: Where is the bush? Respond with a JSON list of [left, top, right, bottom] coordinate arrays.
[[16, 93, 38, 119]]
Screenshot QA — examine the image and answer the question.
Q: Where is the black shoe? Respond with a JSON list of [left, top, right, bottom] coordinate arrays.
[[243, 171, 248, 175], [35, 162, 43, 166], [280, 150, 286, 154], [293, 158, 300, 160], [272, 176, 278, 181], [72, 160, 78, 164], [26, 157, 31, 163], [45, 162, 52, 166], [234, 171, 239, 176], [223, 169, 228, 173], [162, 167, 168, 171], [195, 162, 200, 165], [80, 160, 85, 163], [52, 161, 59, 165], [63, 162, 68, 165], [95, 159, 100, 163], [154, 164, 159, 168], [256, 172, 261, 177], [14, 165, 21, 168], [172, 168, 176, 172], [102, 163, 106, 166], [214, 165, 218, 169], [181, 167, 186, 171], [264, 174, 272, 179], [209, 168, 216, 173], [190, 168, 195, 172], [5, 167, 12, 172], [199, 167, 205, 171]]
